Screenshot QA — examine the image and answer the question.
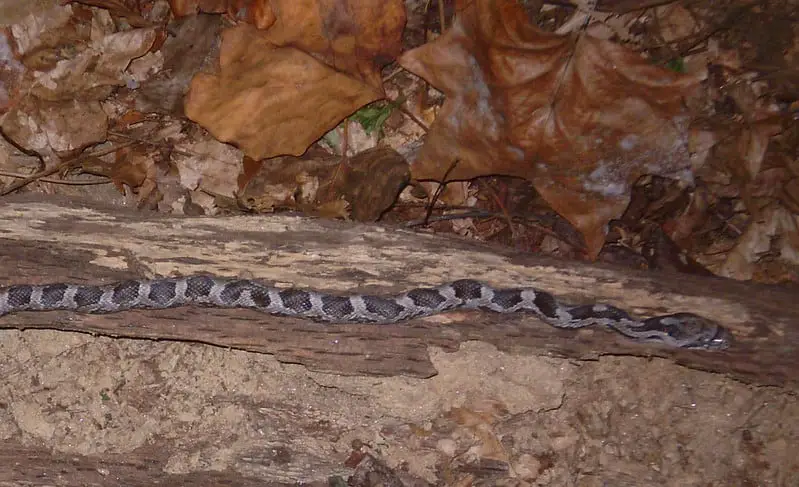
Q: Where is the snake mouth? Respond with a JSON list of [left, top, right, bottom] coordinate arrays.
[[704, 326, 733, 350]]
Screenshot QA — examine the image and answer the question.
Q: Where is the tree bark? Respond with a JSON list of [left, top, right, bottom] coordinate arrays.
[[0, 194, 795, 387]]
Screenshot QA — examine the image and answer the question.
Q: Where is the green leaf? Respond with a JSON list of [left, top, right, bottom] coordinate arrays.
[[350, 98, 404, 136]]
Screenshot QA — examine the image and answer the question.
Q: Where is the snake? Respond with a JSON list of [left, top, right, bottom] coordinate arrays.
[[0, 275, 730, 350]]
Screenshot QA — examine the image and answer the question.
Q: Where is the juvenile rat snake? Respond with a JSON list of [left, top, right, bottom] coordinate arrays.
[[0, 275, 730, 350]]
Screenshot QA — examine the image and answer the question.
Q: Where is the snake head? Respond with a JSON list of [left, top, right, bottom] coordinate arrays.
[[644, 313, 732, 350]]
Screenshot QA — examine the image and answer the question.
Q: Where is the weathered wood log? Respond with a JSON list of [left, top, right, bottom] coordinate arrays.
[[1, 194, 796, 388]]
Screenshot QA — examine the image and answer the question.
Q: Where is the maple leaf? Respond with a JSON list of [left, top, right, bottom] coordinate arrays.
[[399, 0, 701, 257]]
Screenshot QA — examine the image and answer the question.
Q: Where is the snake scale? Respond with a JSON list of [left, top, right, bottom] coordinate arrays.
[[0, 275, 730, 349]]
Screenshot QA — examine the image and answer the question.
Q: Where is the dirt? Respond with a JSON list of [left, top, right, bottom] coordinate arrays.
[[1, 328, 795, 485]]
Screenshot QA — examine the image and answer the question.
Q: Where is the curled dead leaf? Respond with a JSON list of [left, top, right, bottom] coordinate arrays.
[[239, 147, 408, 221]]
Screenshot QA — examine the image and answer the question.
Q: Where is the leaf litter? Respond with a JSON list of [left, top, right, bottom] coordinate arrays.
[[0, 0, 798, 484], [0, 0, 795, 302]]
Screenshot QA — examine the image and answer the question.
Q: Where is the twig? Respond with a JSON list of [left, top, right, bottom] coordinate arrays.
[[422, 158, 461, 226], [404, 207, 585, 250], [0, 141, 135, 196], [107, 131, 196, 158], [481, 180, 517, 242], [0, 171, 111, 185], [396, 102, 430, 132]]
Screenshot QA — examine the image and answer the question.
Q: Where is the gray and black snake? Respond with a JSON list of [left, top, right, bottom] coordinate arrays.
[[0, 275, 730, 350]]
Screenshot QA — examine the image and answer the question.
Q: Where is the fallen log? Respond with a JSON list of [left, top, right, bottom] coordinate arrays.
[[0, 194, 796, 387]]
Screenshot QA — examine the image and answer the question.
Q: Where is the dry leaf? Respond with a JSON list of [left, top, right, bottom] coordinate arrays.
[[135, 14, 221, 115], [239, 147, 408, 221], [399, 0, 702, 257], [1, 4, 155, 155], [26, 12, 156, 101], [172, 137, 243, 197], [79, 144, 160, 207], [2, 99, 108, 154], [184, 0, 405, 160], [66, 0, 150, 26], [718, 205, 799, 280]]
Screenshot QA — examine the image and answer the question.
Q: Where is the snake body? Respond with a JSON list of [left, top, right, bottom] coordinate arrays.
[[0, 275, 730, 349]]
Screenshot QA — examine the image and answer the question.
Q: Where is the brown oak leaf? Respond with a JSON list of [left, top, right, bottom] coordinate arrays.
[[399, 0, 701, 257]]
